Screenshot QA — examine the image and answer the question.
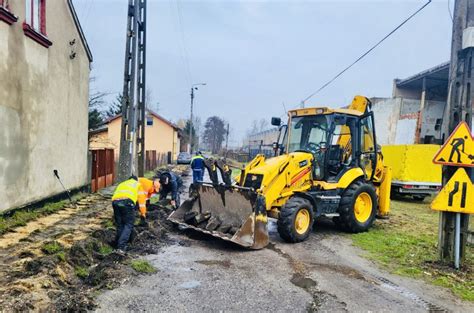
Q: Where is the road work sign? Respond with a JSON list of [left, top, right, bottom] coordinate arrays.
[[433, 122, 474, 167], [431, 168, 474, 214]]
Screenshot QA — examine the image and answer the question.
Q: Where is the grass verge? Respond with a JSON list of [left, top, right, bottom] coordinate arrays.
[[75, 266, 90, 279], [97, 243, 113, 256], [351, 199, 473, 301], [0, 193, 87, 235], [41, 241, 64, 254], [130, 259, 157, 273]]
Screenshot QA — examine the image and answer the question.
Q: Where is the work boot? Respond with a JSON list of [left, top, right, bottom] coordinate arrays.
[[113, 249, 127, 256]]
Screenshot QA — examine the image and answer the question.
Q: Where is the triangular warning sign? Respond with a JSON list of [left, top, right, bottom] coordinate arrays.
[[433, 122, 474, 167], [431, 168, 474, 214]]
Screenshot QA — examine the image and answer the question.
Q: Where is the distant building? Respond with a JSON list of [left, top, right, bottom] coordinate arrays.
[[89, 109, 182, 168], [244, 128, 280, 159], [0, 0, 92, 212], [372, 62, 449, 145]]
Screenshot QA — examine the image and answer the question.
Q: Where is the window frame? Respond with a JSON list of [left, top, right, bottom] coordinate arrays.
[[0, 0, 18, 25], [146, 116, 154, 126], [23, 0, 52, 48]]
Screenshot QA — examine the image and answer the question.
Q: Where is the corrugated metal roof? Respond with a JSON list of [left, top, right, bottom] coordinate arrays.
[[395, 62, 449, 89]]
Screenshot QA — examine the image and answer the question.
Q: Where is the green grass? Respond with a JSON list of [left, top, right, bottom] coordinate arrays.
[[56, 251, 66, 262], [0, 193, 87, 235], [351, 199, 474, 301], [149, 196, 160, 205], [231, 168, 242, 178], [97, 243, 113, 256], [102, 219, 115, 229], [41, 241, 64, 254], [75, 266, 89, 279], [130, 259, 157, 273]]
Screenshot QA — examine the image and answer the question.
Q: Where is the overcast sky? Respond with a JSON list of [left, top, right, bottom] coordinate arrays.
[[74, 0, 452, 146]]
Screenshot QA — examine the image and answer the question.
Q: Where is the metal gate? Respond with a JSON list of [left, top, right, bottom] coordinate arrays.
[[91, 149, 115, 192]]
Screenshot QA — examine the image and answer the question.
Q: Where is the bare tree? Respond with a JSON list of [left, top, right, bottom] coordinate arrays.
[[88, 76, 108, 129], [145, 88, 159, 112], [258, 118, 269, 132], [248, 119, 259, 136]]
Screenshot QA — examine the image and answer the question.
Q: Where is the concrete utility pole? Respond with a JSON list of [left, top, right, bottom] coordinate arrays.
[[439, 0, 473, 266], [189, 83, 206, 153], [118, 0, 147, 181], [135, 0, 147, 177], [189, 87, 194, 153], [224, 123, 229, 160]]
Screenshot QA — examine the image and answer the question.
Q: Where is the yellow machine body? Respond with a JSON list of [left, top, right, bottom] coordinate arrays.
[[169, 95, 391, 249]]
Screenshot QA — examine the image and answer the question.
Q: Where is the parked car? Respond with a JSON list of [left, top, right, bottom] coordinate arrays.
[[177, 152, 192, 164]]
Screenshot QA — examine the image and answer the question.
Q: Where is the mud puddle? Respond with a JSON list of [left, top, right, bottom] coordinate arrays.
[[195, 259, 232, 268], [266, 242, 347, 312]]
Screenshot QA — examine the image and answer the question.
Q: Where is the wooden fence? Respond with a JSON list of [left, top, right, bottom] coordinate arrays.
[[145, 150, 171, 171], [91, 149, 114, 192]]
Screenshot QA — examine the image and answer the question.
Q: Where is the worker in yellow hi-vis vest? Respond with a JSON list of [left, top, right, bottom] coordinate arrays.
[[111, 176, 160, 252]]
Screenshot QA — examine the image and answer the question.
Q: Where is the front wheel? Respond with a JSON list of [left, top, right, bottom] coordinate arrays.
[[338, 180, 377, 233], [277, 197, 314, 243]]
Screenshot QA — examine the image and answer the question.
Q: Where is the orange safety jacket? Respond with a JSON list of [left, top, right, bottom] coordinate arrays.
[[137, 177, 159, 217]]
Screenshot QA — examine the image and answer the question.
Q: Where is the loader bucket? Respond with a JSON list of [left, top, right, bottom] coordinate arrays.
[[168, 183, 269, 249]]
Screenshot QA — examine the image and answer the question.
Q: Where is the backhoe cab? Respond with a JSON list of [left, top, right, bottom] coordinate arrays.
[[169, 96, 391, 249]]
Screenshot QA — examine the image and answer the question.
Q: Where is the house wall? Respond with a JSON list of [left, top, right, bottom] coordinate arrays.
[[370, 97, 402, 145], [371, 97, 445, 145], [146, 115, 176, 158], [0, 2, 90, 212], [420, 100, 445, 143]]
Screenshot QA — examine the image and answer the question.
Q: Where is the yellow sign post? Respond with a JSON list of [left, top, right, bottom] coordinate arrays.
[[432, 122, 474, 269], [431, 168, 474, 214], [433, 122, 474, 167]]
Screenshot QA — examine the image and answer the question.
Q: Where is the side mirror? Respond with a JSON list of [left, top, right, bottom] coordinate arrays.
[[271, 117, 281, 126], [272, 142, 278, 150]]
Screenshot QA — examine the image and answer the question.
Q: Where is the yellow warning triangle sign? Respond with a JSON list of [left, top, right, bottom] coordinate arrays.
[[431, 168, 474, 213], [433, 122, 474, 167]]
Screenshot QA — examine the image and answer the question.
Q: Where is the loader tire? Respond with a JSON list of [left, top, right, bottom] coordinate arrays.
[[338, 180, 377, 233], [277, 197, 314, 243]]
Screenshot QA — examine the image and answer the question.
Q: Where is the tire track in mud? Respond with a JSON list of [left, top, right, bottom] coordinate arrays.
[[266, 242, 348, 312]]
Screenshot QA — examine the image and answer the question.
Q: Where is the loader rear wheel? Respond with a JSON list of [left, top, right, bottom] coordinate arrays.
[[277, 197, 314, 243], [338, 180, 377, 233]]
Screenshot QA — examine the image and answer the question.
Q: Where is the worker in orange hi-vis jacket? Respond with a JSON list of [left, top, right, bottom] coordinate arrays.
[[137, 177, 160, 226]]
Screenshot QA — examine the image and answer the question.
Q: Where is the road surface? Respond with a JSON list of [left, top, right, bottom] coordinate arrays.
[[96, 170, 473, 312]]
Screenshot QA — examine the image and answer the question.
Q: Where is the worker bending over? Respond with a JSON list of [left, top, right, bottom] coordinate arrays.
[[191, 151, 205, 183], [111, 176, 160, 252], [159, 171, 183, 209]]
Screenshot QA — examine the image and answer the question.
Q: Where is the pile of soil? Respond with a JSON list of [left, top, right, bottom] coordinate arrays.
[[0, 168, 188, 311]]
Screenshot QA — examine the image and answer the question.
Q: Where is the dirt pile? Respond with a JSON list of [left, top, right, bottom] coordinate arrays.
[[0, 176, 186, 312], [153, 164, 190, 179]]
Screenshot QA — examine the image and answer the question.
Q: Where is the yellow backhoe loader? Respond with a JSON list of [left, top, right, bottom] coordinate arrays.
[[169, 96, 392, 249]]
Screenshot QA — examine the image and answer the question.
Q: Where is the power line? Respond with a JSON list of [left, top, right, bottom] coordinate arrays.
[[175, 0, 193, 86], [300, 0, 432, 105], [448, 0, 454, 22]]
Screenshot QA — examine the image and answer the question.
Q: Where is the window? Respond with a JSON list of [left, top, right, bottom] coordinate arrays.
[[0, 0, 18, 25], [23, 0, 52, 47], [146, 116, 153, 126], [25, 0, 46, 34]]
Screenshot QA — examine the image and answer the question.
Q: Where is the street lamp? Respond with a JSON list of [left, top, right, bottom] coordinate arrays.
[[190, 82, 206, 153]]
